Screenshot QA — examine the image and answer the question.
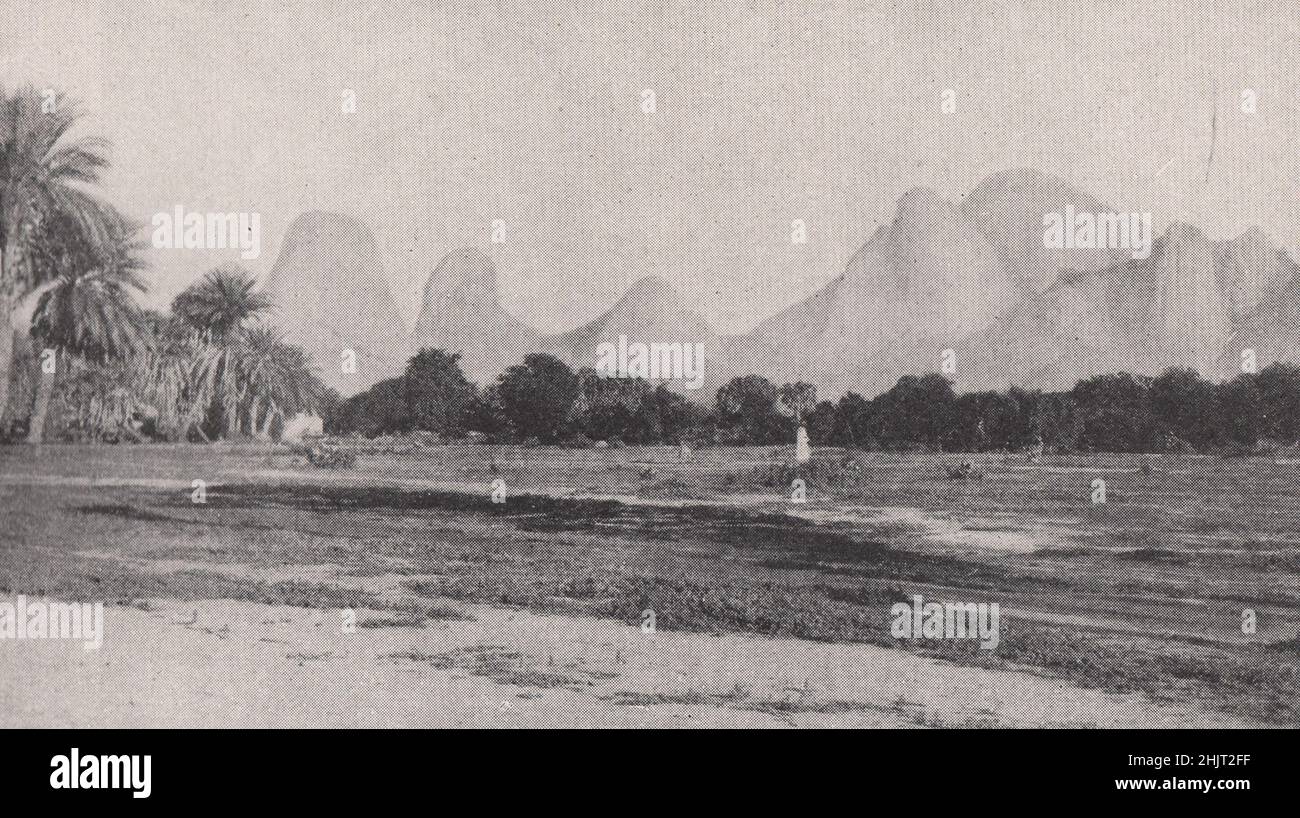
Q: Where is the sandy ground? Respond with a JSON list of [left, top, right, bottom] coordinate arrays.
[[0, 594, 1259, 729], [2, 451, 1287, 727]]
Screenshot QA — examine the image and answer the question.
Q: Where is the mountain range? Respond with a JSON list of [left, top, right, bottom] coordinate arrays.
[[261, 169, 1300, 400]]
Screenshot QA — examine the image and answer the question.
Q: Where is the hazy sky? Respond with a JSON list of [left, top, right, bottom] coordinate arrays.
[[3, 0, 1298, 334]]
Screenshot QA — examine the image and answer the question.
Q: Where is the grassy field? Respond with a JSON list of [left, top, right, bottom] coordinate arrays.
[[1, 442, 1298, 725]]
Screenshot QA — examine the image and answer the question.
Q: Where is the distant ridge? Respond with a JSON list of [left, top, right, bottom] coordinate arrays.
[[962, 219, 1300, 391], [541, 275, 719, 389], [737, 169, 1300, 395], [728, 183, 1012, 396], [959, 167, 1131, 293], [413, 248, 540, 383], [261, 211, 409, 396], [264, 174, 1300, 402]]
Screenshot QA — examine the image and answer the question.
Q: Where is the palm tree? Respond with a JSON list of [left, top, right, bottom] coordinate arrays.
[[135, 311, 210, 442], [172, 264, 273, 344], [239, 326, 325, 437], [0, 86, 119, 424], [170, 265, 273, 438], [25, 211, 147, 442]]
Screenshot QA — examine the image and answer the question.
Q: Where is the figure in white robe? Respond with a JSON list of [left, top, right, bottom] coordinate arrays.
[[795, 424, 811, 463]]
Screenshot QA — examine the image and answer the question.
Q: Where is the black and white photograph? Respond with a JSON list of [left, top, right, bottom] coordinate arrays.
[[0, 0, 1294, 785]]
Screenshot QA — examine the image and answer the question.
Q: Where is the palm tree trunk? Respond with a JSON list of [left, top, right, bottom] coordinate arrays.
[[222, 349, 239, 439], [239, 387, 254, 436], [25, 347, 57, 444], [180, 352, 216, 443], [260, 403, 278, 439], [0, 292, 14, 430], [249, 397, 262, 440], [179, 393, 208, 442]]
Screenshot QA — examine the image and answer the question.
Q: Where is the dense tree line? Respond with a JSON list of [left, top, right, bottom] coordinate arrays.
[[327, 351, 710, 446], [812, 366, 1300, 453], [330, 350, 1300, 455], [803, 366, 1300, 453]]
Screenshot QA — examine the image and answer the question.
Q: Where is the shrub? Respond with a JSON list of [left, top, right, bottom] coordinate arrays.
[[945, 460, 985, 480], [753, 454, 863, 489], [305, 445, 356, 469]]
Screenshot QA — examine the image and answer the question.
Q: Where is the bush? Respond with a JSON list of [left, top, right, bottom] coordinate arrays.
[[753, 454, 863, 489], [945, 460, 985, 480], [1218, 439, 1281, 458], [1158, 431, 1197, 454], [304, 445, 356, 469]]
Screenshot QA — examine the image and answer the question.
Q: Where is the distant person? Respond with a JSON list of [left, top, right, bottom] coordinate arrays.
[[795, 424, 811, 463]]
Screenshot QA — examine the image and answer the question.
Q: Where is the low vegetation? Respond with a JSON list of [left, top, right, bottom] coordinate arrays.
[[6, 455, 1296, 726]]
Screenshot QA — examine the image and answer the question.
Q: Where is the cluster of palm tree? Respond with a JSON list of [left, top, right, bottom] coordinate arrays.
[[23, 209, 148, 441], [162, 266, 327, 441], [1, 84, 327, 443]]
